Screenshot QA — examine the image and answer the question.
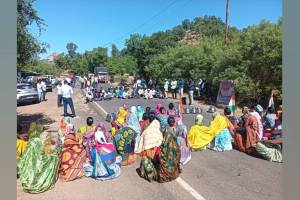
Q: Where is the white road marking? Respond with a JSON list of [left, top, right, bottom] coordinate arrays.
[[176, 177, 206, 200], [93, 99, 206, 200], [94, 101, 108, 116]]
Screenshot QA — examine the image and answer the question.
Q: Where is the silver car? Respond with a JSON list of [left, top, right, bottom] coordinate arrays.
[[17, 83, 40, 105]]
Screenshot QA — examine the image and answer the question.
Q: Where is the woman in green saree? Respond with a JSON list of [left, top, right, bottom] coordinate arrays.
[[18, 123, 60, 194]]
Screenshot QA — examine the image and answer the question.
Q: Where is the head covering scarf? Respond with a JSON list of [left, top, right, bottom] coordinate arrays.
[[136, 105, 144, 121], [126, 109, 141, 134], [155, 103, 163, 116], [195, 114, 204, 125], [135, 120, 163, 154]]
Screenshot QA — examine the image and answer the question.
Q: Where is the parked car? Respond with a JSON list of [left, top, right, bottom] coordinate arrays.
[[43, 75, 58, 85], [17, 83, 40, 105]]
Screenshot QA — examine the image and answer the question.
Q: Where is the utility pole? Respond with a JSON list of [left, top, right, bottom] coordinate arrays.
[[225, 0, 230, 45]]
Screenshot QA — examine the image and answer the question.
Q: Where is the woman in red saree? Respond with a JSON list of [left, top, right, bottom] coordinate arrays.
[[59, 124, 87, 182], [234, 107, 260, 154]]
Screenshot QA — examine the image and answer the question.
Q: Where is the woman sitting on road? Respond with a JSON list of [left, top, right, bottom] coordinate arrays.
[[136, 105, 144, 121], [126, 106, 142, 135], [156, 107, 169, 130], [18, 124, 60, 193], [113, 107, 140, 166], [210, 112, 233, 152], [139, 112, 150, 133], [177, 118, 192, 165], [188, 109, 231, 151], [111, 104, 129, 136], [234, 106, 260, 154], [138, 116, 181, 183], [59, 124, 87, 182], [83, 123, 122, 180], [256, 113, 283, 162], [76, 117, 95, 144], [188, 114, 212, 151]]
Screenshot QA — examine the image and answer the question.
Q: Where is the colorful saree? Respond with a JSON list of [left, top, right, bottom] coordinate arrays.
[[139, 127, 181, 183], [156, 114, 169, 130], [177, 121, 191, 165], [18, 137, 60, 193], [59, 134, 87, 182], [114, 126, 138, 166], [83, 125, 122, 180]]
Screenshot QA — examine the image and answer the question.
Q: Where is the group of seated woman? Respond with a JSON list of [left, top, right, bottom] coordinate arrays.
[[17, 102, 283, 193], [187, 104, 283, 163], [17, 116, 123, 193], [109, 102, 191, 182]]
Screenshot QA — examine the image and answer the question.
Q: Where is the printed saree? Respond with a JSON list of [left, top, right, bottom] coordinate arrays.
[[18, 137, 60, 193], [59, 134, 87, 182], [139, 127, 181, 183], [157, 127, 181, 182], [83, 144, 122, 180], [156, 114, 169, 130], [114, 126, 138, 166]]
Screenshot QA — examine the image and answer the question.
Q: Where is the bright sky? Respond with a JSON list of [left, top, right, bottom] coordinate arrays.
[[31, 0, 282, 59]]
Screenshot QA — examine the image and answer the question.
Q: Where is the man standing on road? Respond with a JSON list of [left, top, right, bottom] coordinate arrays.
[[41, 79, 47, 101], [164, 79, 169, 99], [36, 80, 43, 102], [171, 79, 177, 99], [61, 80, 76, 118], [57, 81, 63, 107], [188, 79, 195, 105]]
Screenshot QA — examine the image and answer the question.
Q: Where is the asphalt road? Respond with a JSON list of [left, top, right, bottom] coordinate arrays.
[[18, 87, 282, 200], [86, 87, 282, 200]]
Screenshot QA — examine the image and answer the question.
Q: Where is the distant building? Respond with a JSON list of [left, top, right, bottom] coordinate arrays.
[[45, 53, 59, 65]]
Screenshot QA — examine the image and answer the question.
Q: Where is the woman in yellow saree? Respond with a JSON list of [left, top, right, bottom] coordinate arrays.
[[188, 114, 230, 150], [111, 105, 128, 136]]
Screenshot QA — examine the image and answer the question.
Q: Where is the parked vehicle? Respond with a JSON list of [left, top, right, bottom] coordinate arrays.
[[17, 83, 40, 105], [39, 78, 53, 92]]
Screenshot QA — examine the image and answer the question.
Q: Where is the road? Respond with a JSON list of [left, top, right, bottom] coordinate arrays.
[[17, 87, 282, 200]]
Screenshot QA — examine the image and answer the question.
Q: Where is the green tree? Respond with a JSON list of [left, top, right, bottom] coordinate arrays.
[[111, 44, 120, 57], [17, 0, 48, 70]]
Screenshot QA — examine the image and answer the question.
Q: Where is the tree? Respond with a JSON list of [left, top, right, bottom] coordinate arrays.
[[17, 0, 48, 70], [111, 44, 120, 57], [182, 19, 191, 30], [66, 42, 78, 57]]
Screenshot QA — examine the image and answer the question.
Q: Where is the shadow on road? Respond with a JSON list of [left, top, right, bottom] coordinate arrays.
[[17, 112, 56, 131]]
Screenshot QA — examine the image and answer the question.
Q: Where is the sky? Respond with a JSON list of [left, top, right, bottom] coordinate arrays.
[[31, 0, 282, 59]]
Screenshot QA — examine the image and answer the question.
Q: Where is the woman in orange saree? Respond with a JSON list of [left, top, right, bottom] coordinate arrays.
[[59, 124, 87, 182]]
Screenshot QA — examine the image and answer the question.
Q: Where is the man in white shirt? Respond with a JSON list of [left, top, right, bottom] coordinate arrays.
[[61, 80, 76, 117], [171, 80, 177, 99], [41, 80, 47, 101], [164, 79, 169, 99], [36, 80, 43, 102]]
